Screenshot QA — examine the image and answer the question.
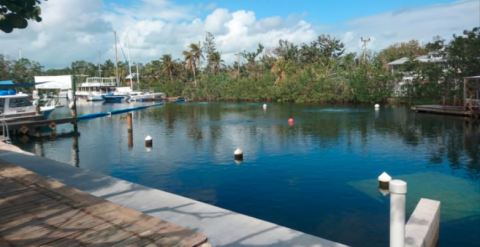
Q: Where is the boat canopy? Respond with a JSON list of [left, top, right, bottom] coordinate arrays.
[[0, 80, 36, 88], [0, 80, 14, 86]]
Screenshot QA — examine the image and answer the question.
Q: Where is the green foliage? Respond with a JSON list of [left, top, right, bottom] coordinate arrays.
[[0, 0, 43, 33], [2, 29, 478, 106], [447, 27, 480, 78]]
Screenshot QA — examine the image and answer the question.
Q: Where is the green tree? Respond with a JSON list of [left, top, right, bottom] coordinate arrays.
[[11, 58, 42, 82], [183, 43, 202, 86], [208, 51, 222, 74], [161, 54, 174, 81], [0, 0, 43, 33], [447, 27, 480, 78], [314, 34, 345, 59], [241, 43, 264, 79], [0, 54, 11, 80]]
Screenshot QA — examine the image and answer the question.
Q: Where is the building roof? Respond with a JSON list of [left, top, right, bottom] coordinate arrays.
[[388, 57, 409, 66], [415, 54, 445, 63], [387, 52, 445, 66]]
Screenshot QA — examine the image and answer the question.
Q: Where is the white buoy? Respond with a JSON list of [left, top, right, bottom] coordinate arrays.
[[378, 172, 392, 190], [390, 180, 407, 247], [69, 101, 75, 110], [262, 103, 267, 110], [374, 104, 380, 110], [145, 135, 153, 147], [234, 148, 243, 161]]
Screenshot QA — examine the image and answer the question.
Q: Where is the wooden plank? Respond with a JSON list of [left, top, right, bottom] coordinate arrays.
[[6, 117, 74, 129], [0, 163, 208, 246]]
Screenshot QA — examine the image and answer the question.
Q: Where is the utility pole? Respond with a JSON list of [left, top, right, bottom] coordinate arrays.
[[360, 37, 371, 62]]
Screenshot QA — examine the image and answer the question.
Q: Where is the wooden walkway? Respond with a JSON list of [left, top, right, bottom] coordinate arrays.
[[0, 163, 208, 247], [411, 105, 474, 117]]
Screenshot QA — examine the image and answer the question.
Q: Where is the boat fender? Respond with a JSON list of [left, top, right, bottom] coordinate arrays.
[[19, 125, 29, 135], [49, 121, 56, 130]]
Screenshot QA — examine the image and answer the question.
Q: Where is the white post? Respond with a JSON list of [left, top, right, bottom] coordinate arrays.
[[390, 179, 407, 247]]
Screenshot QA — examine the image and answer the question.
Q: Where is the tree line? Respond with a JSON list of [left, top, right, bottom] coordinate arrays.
[[0, 27, 478, 104]]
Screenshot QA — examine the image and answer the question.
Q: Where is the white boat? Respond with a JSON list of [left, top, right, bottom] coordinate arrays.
[[0, 90, 54, 121], [128, 91, 165, 102], [76, 77, 118, 101]]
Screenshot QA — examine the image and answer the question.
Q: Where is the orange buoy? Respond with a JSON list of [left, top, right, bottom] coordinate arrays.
[[288, 117, 295, 126]]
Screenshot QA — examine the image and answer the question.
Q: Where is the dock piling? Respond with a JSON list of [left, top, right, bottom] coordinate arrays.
[[390, 179, 407, 247], [127, 113, 133, 133], [127, 113, 133, 148]]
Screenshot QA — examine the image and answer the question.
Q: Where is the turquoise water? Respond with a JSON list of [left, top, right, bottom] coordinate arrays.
[[14, 102, 480, 246]]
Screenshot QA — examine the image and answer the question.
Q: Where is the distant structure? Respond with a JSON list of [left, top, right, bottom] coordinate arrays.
[[34, 75, 73, 99], [387, 52, 447, 96], [360, 37, 371, 62]]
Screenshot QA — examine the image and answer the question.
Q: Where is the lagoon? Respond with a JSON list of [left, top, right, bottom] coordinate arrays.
[[13, 102, 480, 247]]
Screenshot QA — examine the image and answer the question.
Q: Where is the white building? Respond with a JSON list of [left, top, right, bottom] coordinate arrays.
[[34, 75, 73, 99]]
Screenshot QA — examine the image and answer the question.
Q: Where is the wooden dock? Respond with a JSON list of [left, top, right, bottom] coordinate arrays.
[[0, 163, 208, 246], [411, 105, 476, 117]]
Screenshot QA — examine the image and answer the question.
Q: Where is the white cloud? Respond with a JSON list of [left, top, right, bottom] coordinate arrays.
[[0, 0, 477, 68], [339, 0, 480, 53]]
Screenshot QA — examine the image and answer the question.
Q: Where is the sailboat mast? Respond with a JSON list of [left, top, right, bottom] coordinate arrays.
[[114, 31, 119, 86], [135, 63, 140, 90], [126, 37, 133, 89]]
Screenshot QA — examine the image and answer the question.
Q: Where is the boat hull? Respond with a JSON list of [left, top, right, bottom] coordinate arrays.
[[102, 95, 125, 103]]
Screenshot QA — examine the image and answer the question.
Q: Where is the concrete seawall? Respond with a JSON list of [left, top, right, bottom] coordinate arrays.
[[405, 198, 441, 247], [0, 142, 347, 247]]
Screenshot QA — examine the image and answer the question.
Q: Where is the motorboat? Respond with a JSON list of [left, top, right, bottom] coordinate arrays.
[[76, 77, 118, 102], [128, 91, 165, 102], [0, 90, 54, 122], [102, 92, 126, 103]]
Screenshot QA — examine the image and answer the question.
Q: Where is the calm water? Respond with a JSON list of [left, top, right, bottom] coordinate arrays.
[[14, 102, 480, 247]]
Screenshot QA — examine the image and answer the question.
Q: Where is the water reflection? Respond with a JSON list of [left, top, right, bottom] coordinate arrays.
[[71, 132, 79, 167], [11, 103, 480, 247]]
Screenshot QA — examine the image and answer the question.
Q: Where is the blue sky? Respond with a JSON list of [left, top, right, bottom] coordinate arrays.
[[1, 0, 478, 67], [108, 0, 458, 23]]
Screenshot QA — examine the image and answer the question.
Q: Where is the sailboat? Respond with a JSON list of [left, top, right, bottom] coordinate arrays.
[[119, 35, 164, 103]]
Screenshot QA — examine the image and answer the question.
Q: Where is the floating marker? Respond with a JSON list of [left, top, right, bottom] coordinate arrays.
[[374, 104, 380, 110], [145, 135, 153, 147], [288, 117, 295, 126], [234, 148, 243, 161], [262, 103, 267, 110], [378, 172, 392, 190]]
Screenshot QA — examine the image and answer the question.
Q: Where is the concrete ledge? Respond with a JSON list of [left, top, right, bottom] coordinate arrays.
[[0, 142, 347, 247], [405, 198, 441, 247]]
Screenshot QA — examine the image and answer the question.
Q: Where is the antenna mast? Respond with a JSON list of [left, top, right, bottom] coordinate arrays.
[[360, 37, 371, 62]]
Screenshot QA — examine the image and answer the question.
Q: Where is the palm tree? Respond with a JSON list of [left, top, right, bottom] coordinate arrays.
[[183, 50, 196, 86], [161, 54, 174, 82], [183, 43, 202, 86], [208, 51, 222, 74], [271, 57, 286, 85]]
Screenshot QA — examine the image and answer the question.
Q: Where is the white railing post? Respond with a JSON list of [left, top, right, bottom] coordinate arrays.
[[390, 179, 407, 247]]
